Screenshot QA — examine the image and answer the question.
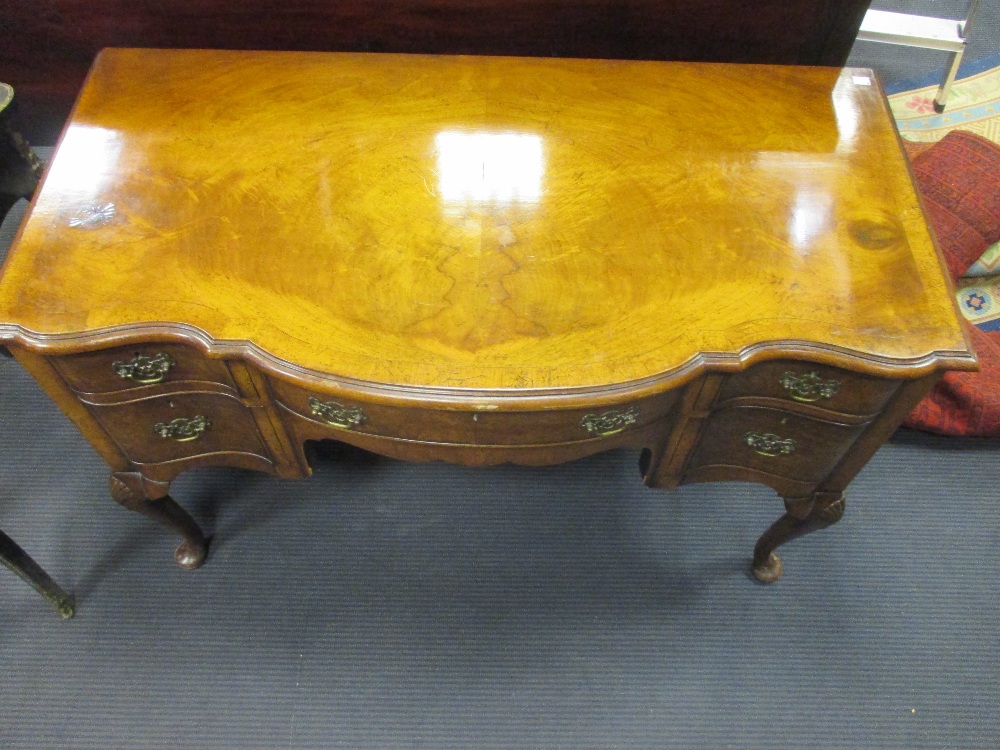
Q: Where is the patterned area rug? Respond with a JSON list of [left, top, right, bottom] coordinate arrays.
[[889, 53, 1000, 147], [888, 54, 1000, 331]]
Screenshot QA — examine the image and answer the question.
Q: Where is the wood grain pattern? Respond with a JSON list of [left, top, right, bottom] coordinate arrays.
[[714, 360, 900, 417], [684, 405, 868, 486], [0, 50, 975, 401], [1, 1, 872, 143], [269, 374, 680, 446], [0, 49, 977, 583], [80, 390, 271, 465], [51, 342, 238, 394]]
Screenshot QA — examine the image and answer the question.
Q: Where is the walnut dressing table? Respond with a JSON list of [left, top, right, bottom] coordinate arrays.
[[0, 50, 975, 583]]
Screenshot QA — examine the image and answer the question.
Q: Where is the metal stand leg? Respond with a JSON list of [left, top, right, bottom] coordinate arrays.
[[934, 49, 966, 113], [0, 528, 75, 619], [856, 2, 981, 115]]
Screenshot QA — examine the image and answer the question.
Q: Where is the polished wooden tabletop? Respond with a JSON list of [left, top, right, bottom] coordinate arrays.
[[0, 49, 972, 391]]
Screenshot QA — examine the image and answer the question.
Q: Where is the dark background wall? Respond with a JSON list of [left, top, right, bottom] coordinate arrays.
[[0, 0, 872, 143]]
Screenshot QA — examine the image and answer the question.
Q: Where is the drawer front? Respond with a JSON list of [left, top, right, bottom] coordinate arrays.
[[269, 376, 678, 446], [716, 361, 899, 416], [52, 344, 237, 394], [269, 377, 475, 443], [87, 391, 267, 464], [468, 393, 678, 445], [685, 405, 866, 484]]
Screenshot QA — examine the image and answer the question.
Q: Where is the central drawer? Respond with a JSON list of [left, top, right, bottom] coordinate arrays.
[[268, 377, 678, 446]]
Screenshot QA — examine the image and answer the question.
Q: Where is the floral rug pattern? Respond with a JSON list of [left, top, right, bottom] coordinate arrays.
[[888, 59, 1000, 329]]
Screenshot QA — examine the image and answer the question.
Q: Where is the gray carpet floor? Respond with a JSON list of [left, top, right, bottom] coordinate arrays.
[[4, 14, 1000, 747]]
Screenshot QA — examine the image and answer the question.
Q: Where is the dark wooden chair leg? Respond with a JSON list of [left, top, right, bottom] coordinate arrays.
[[751, 491, 845, 583], [0, 90, 68, 616], [110, 472, 209, 570], [0, 82, 43, 215], [0, 528, 75, 618]]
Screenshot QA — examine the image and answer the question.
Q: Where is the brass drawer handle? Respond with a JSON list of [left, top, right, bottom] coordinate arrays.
[[113, 352, 175, 384], [580, 407, 639, 437], [155, 415, 210, 442], [308, 397, 366, 430], [779, 371, 840, 403], [745, 431, 796, 457]]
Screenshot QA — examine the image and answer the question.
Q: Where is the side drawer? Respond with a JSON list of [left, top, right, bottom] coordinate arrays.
[[716, 361, 899, 417], [51, 344, 237, 395], [684, 405, 867, 485], [85, 391, 268, 465], [268, 376, 678, 446]]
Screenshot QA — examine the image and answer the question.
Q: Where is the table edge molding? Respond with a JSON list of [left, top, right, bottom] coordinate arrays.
[[0, 322, 977, 407]]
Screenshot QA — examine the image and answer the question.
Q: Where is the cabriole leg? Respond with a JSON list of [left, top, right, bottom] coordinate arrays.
[[752, 491, 845, 583], [109, 472, 208, 570]]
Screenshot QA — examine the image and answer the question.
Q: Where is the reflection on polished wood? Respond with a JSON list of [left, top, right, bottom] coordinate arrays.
[[0, 50, 971, 392], [0, 50, 975, 583]]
